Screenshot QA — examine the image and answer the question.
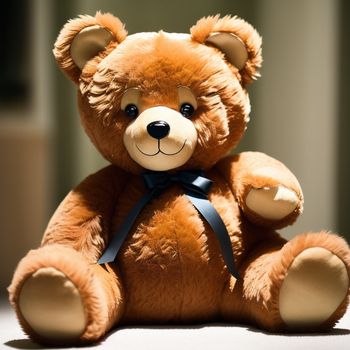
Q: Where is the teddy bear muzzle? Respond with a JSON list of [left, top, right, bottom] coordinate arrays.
[[123, 106, 198, 171]]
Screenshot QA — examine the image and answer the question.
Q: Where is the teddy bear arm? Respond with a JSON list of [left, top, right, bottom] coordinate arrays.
[[216, 151, 304, 229], [42, 164, 128, 262]]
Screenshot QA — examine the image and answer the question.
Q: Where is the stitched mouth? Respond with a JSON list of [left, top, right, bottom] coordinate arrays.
[[136, 139, 187, 157]]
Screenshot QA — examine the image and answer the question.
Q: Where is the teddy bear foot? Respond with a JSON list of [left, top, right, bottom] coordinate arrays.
[[19, 267, 86, 341], [279, 247, 349, 330], [9, 244, 125, 345]]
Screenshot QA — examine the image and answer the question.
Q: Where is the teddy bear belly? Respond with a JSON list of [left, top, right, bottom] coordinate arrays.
[[119, 232, 229, 324], [115, 187, 241, 324]]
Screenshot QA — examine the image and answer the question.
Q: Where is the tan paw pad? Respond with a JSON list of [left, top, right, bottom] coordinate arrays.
[[246, 186, 299, 220], [19, 267, 86, 340], [279, 247, 349, 329]]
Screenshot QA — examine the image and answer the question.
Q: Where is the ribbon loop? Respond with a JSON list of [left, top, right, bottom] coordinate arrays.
[[99, 170, 240, 279], [143, 172, 169, 189]]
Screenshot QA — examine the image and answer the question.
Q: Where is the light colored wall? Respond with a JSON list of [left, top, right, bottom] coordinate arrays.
[[0, 1, 54, 296], [254, 0, 339, 239], [0, 123, 52, 296]]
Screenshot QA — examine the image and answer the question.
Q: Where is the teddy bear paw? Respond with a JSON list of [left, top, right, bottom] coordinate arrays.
[[279, 247, 349, 329], [246, 186, 299, 221], [18, 267, 86, 341]]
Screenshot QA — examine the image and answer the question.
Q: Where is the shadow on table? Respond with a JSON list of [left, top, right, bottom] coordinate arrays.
[[5, 323, 350, 349], [4, 338, 99, 349], [246, 325, 350, 337]]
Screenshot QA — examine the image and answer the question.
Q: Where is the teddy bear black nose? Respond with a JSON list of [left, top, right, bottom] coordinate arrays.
[[147, 120, 170, 140]]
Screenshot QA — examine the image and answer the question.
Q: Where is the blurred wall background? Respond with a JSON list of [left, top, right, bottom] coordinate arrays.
[[1, 0, 349, 297]]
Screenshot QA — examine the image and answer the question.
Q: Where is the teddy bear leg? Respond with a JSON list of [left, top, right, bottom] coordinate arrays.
[[277, 232, 350, 331], [221, 238, 288, 330], [226, 232, 350, 332], [9, 244, 124, 346]]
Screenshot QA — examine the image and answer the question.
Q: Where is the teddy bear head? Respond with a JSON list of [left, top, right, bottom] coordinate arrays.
[[54, 12, 262, 173]]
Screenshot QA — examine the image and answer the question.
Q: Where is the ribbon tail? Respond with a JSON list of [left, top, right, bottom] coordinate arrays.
[[186, 192, 241, 280], [98, 189, 158, 264]]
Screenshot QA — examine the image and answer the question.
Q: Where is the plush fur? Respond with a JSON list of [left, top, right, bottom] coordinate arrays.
[[9, 13, 350, 346]]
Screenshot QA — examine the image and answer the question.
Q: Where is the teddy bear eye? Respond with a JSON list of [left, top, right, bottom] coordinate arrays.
[[180, 103, 195, 118], [124, 104, 139, 119]]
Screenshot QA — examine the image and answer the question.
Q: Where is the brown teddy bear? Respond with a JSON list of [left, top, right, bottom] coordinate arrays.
[[9, 12, 350, 346]]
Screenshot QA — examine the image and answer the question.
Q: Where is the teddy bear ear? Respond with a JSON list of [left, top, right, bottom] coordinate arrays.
[[190, 15, 262, 85], [53, 12, 127, 84]]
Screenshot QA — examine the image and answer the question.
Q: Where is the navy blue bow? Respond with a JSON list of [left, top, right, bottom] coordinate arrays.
[[143, 170, 212, 197], [98, 170, 240, 279]]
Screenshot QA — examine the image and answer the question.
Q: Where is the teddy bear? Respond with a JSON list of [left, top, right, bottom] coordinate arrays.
[[9, 12, 350, 346]]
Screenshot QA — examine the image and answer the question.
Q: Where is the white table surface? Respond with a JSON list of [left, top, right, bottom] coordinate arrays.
[[1, 300, 349, 350]]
